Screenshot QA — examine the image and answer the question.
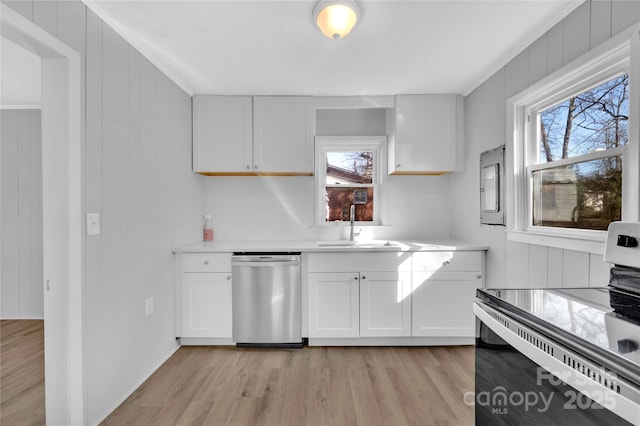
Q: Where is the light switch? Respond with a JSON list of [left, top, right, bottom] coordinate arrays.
[[145, 297, 154, 316], [86, 213, 101, 236]]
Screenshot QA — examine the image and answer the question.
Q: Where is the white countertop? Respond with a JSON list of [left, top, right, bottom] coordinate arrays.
[[173, 239, 488, 253]]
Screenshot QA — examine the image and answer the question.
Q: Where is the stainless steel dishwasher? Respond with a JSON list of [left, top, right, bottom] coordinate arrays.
[[231, 252, 302, 348]]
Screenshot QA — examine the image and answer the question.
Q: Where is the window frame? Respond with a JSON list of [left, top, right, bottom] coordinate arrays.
[[315, 136, 386, 227], [507, 26, 639, 254]]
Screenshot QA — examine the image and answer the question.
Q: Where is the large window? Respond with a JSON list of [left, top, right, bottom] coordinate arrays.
[[316, 137, 384, 225], [509, 30, 638, 249], [532, 73, 628, 231]]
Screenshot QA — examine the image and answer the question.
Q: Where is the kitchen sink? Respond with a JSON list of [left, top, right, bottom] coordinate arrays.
[[316, 240, 399, 248]]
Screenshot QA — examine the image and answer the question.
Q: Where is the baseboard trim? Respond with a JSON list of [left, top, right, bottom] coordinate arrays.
[[0, 317, 44, 320], [308, 336, 474, 346], [178, 337, 234, 346], [91, 342, 180, 426]]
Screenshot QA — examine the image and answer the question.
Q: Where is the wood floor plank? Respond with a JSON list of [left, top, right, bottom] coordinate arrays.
[[347, 367, 384, 426], [303, 367, 331, 426], [369, 366, 413, 425], [424, 365, 474, 425], [328, 367, 358, 426]]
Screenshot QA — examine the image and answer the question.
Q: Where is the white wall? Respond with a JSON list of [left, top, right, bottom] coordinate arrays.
[[1, 109, 44, 319], [85, 13, 205, 423], [1, 1, 204, 423], [201, 171, 452, 241], [451, 0, 640, 289], [1, 37, 41, 107]]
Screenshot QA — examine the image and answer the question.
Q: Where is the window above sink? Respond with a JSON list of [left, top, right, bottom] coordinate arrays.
[[315, 136, 385, 226]]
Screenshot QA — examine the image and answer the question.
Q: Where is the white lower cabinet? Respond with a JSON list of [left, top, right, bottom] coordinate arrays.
[[308, 270, 412, 338], [360, 271, 412, 337], [307, 250, 484, 343], [181, 272, 232, 338], [308, 272, 360, 338], [176, 249, 484, 345], [176, 253, 233, 342], [411, 271, 482, 337]]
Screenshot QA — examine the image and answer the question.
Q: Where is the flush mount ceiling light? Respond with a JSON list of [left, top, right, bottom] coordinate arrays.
[[313, 0, 361, 40]]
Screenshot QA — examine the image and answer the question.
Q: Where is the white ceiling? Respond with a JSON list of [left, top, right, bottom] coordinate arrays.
[[75, 1, 585, 98], [1, 37, 42, 108], [83, 0, 583, 97]]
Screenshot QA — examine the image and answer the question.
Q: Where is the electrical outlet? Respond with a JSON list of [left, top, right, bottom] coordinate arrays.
[[145, 297, 154, 316]]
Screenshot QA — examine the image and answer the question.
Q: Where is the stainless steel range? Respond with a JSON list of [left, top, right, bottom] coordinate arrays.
[[473, 222, 640, 425]]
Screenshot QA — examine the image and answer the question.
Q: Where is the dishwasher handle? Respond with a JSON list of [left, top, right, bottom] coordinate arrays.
[[232, 256, 300, 268]]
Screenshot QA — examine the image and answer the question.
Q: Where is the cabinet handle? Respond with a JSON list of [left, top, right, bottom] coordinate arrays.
[[396, 164, 402, 168], [254, 165, 258, 169], [204, 260, 209, 265], [442, 260, 451, 266], [246, 165, 251, 170], [354, 276, 359, 280], [361, 275, 366, 280], [226, 275, 231, 280], [477, 274, 482, 279]]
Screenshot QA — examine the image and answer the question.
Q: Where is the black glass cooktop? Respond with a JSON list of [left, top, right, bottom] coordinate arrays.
[[478, 287, 640, 373]]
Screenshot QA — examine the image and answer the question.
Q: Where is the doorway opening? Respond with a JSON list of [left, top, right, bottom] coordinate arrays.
[[1, 4, 84, 424]]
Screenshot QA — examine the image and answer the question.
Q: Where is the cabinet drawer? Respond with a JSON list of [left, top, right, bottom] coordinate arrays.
[[308, 252, 410, 272], [412, 251, 482, 272], [182, 253, 231, 272]]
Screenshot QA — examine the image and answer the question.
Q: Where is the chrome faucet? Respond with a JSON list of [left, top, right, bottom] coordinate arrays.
[[349, 205, 355, 241]]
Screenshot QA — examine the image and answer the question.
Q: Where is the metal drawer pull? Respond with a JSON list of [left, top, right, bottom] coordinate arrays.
[[443, 260, 451, 265], [226, 275, 231, 280], [204, 260, 209, 265]]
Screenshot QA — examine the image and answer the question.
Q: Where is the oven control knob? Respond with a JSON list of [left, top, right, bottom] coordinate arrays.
[[617, 339, 638, 354], [617, 234, 638, 248]]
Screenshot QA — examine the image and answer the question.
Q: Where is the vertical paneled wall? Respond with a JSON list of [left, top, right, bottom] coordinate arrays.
[[2, 1, 204, 424], [85, 16, 204, 422], [1, 109, 43, 318], [451, 0, 640, 288]]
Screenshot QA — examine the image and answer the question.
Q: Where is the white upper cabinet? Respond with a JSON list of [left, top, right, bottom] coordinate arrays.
[[253, 96, 314, 175], [193, 95, 253, 174], [389, 94, 464, 175], [192, 95, 313, 175]]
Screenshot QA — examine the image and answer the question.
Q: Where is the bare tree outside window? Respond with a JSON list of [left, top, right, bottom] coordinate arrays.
[[534, 74, 628, 230]]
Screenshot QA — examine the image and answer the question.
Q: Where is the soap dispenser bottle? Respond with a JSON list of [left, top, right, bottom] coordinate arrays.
[[203, 215, 213, 241]]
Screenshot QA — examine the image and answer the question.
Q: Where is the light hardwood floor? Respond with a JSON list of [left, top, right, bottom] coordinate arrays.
[[103, 345, 474, 426], [0, 320, 45, 426]]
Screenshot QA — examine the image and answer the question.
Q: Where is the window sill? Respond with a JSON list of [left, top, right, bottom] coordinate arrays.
[[507, 229, 606, 255]]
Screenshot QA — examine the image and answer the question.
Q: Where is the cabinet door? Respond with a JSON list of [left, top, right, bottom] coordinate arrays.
[[308, 272, 359, 338], [411, 271, 481, 337], [193, 95, 253, 173], [391, 94, 463, 174], [253, 96, 313, 174], [360, 271, 411, 337], [181, 272, 232, 338]]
